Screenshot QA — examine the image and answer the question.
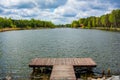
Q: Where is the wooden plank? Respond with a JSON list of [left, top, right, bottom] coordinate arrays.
[[29, 58, 97, 67], [50, 65, 76, 80]]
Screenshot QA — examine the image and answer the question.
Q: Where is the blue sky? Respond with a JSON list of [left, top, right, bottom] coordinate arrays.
[[0, 0, 120, 24]]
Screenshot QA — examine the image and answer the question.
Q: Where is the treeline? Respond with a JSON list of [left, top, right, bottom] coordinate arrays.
[[0, 17, 56, 29], [71, 9, 120, 29], [56, 24, 71, 28]]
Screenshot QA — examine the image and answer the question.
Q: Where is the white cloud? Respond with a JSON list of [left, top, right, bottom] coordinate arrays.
[[0, 0, 119, 24], [0, 0, 33, 8], [53, 0, 117, 24]]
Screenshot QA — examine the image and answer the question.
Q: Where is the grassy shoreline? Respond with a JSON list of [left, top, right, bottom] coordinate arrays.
[[0, 28, 22, 32], [80, 27, 120, 31], [92, 27, 120, 31], [0, 27, 54, 32]]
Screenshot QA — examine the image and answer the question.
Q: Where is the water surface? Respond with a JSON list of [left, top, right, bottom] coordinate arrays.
[[0, 28, 120, 79]]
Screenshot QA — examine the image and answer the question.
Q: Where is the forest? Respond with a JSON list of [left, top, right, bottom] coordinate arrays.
[[0, 18, 56, 31], [71, 9, 120, 30]]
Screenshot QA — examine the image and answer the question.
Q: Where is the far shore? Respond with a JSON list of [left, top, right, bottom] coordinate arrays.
[[0, 27, 120, 32]]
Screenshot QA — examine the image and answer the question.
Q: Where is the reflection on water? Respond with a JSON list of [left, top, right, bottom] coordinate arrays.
[[0, 28, 120, 79], [30, 67, 52, 80]]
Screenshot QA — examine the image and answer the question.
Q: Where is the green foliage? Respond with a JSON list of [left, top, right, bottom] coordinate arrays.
[[101, 15, 107, 27], [91, 17, 96, 27], [70, 9, 120, 29], [0, 17, 56, 29], [65, 24, 71, 27], [109, 14, 114, 23], [71, 20, 79, 28], [87, 21, 91, 28], [56, 24, 71, 27]]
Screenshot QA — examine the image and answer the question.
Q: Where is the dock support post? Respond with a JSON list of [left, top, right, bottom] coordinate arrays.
[[33, 67, 35, 73]]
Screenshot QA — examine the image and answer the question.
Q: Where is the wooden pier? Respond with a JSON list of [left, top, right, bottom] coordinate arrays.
[[29, 58, 97, 80], [50, 65, 76, 80]]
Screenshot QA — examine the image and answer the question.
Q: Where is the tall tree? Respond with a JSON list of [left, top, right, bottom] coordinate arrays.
[[71, 20, 79, 28]]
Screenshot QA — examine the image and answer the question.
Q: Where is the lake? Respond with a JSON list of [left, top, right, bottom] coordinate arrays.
[[0, 28, 120, 79]]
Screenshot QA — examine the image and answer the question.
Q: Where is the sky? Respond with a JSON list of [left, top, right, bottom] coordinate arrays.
[[0, 0, 120, 24]]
